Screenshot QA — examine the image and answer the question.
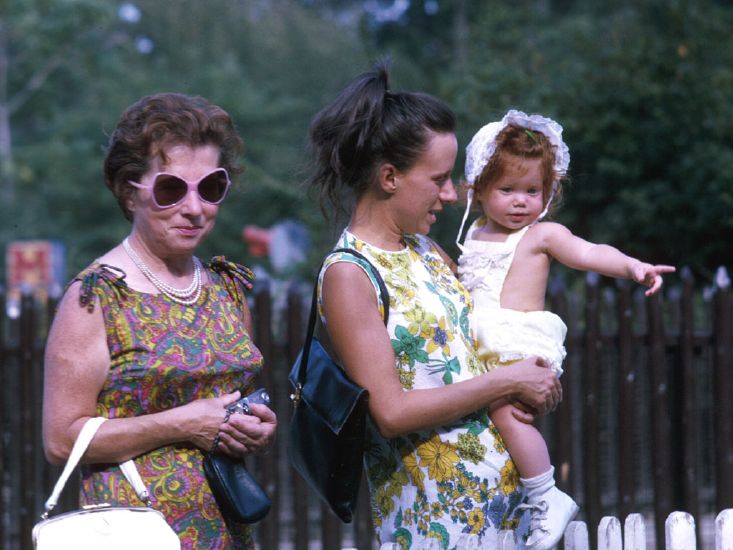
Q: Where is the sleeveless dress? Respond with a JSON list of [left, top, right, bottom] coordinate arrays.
[[318, 230, 529, 550], [457, 218, 567, 375], [72, 257, 262, 550]]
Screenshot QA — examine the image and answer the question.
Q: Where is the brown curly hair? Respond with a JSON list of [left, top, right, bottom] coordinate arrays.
[[104, 92, 244, 221]]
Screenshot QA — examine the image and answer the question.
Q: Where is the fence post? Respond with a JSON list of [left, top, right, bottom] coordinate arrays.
[[549, 277, 574, 494], [715, 508, 733, 550], [19, 292, 39, 549], [32, 295, 46, 523], [583, 272, 602, 541], [647, 292, 674, 545], [0, 288, 6, 546], [665, 511, 696, 550], [286, 286, 310, 550], [616, 281, 636, 518], [253, 288, 278, 549], [678, 268, 701, 531], [598, 516, 622, 549], [564, 520, 590, 549], [713, 267, 733, 511], [321, 503, 343, 550], [42, 293, 58, 503], [624, 513, 646, 550], [355, 474, 373, 550]]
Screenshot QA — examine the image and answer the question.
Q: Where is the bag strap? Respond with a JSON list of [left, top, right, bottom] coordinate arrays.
[[296, 247, 390, 388], [43, 417, 152, 518]]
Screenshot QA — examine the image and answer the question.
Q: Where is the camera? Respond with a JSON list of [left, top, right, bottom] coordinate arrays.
[[227, 387, 271, 416]]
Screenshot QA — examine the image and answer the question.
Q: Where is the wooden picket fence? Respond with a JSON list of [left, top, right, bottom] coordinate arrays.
[[370, 509, 733, 549], [1, 265, 732, 549]]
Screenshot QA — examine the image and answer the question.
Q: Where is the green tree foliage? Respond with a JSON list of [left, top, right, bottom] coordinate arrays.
[[111, 0, 369, 267], [327, 0, 732, 278], [2, 0, 134, 266], [3, 0, 731, 284], [446, 0, 733, 277], [3, 0, 367, 277]]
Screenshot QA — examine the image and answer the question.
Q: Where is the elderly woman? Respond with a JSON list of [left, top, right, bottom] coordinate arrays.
[[42, 92, 277, 549], [306, 65, 562, 548]]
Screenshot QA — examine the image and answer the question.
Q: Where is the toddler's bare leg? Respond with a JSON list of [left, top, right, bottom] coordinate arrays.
[[490, 402, 550, 478], [491, 402, 578, 549]]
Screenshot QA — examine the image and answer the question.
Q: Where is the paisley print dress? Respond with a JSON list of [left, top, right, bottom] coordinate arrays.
[[318, 231, 528, 550], [73, 257, 262, 550]]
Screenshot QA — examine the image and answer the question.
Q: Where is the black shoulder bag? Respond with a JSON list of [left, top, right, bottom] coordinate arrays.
[[287, 248, 389, 523]]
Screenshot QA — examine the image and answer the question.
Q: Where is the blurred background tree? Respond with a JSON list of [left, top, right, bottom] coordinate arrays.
[[2, 0, 731, 283]]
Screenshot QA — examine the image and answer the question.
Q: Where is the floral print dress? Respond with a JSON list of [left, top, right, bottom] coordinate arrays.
[[73, 258, 262, 550], [319, 231, 528, 550]]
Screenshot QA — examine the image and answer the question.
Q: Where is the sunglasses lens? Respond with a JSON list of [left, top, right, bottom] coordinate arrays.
[[198, 171, 229, 204], [153, 175, 188, 207]]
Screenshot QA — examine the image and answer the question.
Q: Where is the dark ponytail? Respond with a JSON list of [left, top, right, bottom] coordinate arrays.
[[307, 61, 455, 219]]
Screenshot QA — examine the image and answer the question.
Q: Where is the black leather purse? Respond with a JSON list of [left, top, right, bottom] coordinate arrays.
[[288, 248, 389, 523], [203, 453, 271, 524], [203, 388, 272, 524]]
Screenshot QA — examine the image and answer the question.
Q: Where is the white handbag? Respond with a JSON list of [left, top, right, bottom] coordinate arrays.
[[33, 417, 181, 550]]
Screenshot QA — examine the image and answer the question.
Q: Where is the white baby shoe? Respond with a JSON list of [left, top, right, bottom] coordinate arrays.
[[519, 467, 579, 550]]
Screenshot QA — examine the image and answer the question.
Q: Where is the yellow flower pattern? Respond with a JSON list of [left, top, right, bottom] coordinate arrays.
[[467, 508, 485, 533], [499, 459, 521, 497], [402, 450, 426, 490], [425, 317, 454, 355], [321, 232, 527, 549], [417, 433, 460, 482], [405, 305, 438, 338]]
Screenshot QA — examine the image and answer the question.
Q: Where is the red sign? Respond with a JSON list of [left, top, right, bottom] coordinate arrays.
[[6, 240, 65, 302]]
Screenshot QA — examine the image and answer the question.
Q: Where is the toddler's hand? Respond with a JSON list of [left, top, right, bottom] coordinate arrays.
[[511, 400, 538, 424], [631, 262, 676, 296]]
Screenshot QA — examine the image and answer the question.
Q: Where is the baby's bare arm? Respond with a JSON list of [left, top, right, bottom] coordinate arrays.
[[539, 222, 675, 294]]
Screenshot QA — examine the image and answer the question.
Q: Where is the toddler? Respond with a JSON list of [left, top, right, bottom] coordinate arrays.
[[455, 110, 675, 549]]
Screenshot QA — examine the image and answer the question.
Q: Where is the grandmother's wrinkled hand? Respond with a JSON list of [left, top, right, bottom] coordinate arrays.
[[215, 403, 278, 458], [184, 392, 243, 452]]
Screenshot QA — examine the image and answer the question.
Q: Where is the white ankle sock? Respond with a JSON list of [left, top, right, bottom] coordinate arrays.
[[521, 466, 555, 492]]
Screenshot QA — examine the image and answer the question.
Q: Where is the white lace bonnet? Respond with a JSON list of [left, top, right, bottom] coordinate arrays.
[[456, 109, 570, 248]]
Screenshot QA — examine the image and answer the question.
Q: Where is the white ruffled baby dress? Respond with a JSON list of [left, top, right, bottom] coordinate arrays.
[[457, 219, 567, 375]]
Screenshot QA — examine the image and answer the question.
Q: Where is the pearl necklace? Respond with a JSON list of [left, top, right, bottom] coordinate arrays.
[[122, 237, 203, 305]]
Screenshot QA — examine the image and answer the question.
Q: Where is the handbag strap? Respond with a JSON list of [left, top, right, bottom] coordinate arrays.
[[43, 417, 152, 517], [296, 247, 390, 388]]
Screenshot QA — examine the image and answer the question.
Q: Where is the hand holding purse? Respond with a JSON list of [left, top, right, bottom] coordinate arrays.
[[203, 388, 272, 524], [33, 417, 180, 550]]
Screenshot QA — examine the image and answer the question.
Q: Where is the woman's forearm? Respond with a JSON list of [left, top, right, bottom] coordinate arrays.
[[44, 393, 240, 465], [368, 370, 519, 438], [369, 359, 559, 439]]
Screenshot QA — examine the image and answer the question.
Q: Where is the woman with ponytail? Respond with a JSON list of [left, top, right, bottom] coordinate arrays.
[[306, 63, 561, 548]]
